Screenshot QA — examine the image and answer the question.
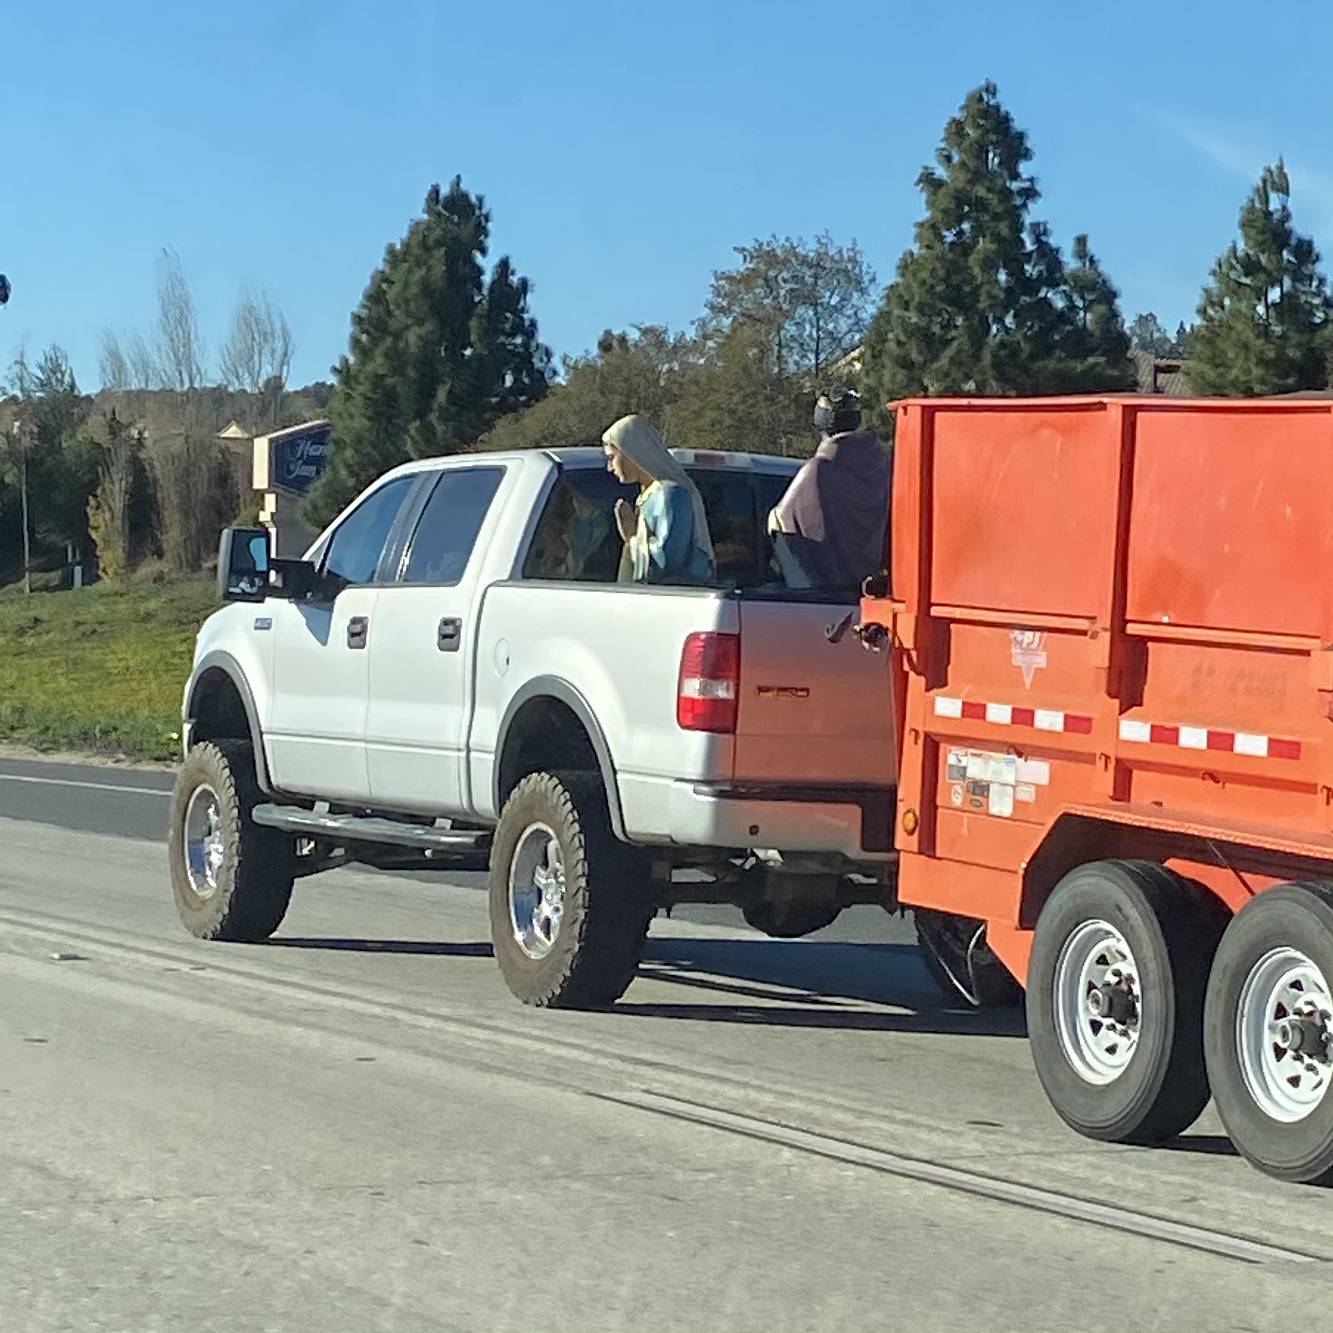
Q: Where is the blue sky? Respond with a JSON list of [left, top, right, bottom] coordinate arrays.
[[5, 0, 1332, 390]]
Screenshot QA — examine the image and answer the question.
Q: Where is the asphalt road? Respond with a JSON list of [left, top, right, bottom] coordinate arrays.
[[2, 753, 1331, 1331]]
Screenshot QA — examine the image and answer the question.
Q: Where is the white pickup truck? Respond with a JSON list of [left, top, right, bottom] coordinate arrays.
[[169, 445, 898, 1007]]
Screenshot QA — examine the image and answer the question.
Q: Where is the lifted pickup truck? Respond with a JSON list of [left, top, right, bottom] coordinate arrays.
[[171, 446, 897, 1006]]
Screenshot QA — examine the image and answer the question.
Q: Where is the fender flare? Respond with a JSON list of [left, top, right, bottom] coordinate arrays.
[[185, 650, 272, 793], [495, 676, 626, 840]]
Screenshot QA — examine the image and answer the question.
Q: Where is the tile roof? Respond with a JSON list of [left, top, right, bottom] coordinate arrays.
[[1131, 348, 1194, 395]]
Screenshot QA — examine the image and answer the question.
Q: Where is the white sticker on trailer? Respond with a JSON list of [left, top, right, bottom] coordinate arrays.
[[989, 783, 1015, 818], [966, 752, 1014, 785], [1015, 757, 1051, 786]]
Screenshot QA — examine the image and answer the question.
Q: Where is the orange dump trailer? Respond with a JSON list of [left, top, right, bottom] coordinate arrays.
[[859, 395, 1333, 1184]]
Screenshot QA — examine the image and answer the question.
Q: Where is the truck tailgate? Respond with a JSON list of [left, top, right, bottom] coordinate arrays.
[[733, 599, 897, 787]]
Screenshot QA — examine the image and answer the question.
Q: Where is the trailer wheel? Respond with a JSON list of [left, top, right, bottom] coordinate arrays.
[[914, 909, 1022, 1008], [489, 771, 655, 1009], [1027, 860, 1226, 1145], [1204, 883, 1333, 1185]]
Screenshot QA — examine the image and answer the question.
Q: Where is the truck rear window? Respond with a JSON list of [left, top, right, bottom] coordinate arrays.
[[522, 466, 793, 589]]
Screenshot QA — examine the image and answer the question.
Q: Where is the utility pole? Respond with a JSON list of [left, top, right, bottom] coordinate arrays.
[[13, 419, 30, 596]]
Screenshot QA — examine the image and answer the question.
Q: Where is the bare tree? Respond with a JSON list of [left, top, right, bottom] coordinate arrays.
[[155, 247, 205, 391], [126, 331, 159, 391], [219, 286, 295, 422], [99, 331, 131, 392], [145, 433, 239, 573]]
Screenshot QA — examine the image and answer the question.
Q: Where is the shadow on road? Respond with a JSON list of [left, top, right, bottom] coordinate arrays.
[[264, 937, 494, 957], [1163, 1134, 1239, 1158], [255, 933, 1025, 1037], [613, 999, 1024, 1036], [633, 937, 1026, 1038]]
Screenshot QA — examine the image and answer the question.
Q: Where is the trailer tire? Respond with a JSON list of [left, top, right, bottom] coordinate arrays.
[[914, 909, 1023, 1008], [168, 740, 294, 942], [1027, 860, 1226, 1145], [1204, 883, 1333, 1185], [489, 771, 655, 1009]]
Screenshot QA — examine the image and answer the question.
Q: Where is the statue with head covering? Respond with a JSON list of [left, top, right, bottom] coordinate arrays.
[[601, 415, 716, 585]]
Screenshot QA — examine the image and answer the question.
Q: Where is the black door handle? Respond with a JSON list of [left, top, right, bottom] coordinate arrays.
[[347, 615, 369, 649], [438, 617, 462, 652]]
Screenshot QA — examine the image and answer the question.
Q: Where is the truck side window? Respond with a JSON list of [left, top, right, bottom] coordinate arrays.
[[524, 471, 633, 583], [401, 467, 504, 585], [322, 475, 416, 588]]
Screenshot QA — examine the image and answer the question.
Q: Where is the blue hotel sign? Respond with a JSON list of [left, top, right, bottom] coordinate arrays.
[[272, 423, 331, 495]]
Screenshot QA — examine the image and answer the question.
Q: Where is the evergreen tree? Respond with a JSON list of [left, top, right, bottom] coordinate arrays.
[[1, 346, 97, 567], [1129, 312, 1174, 356], [1188, 160, 1331, 395], [310, 179, 550, 522], [1056, 235, 1135, 390], [861, 83, 1132, 419]]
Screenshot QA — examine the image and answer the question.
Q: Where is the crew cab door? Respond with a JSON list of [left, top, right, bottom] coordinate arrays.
[[365, 465, 506, 814], [265, 473, 417, 802]]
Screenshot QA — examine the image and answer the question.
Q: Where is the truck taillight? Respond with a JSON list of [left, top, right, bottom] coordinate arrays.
[[677, 632, 740, 733]]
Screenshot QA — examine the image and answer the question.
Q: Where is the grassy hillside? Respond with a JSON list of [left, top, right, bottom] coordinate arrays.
[[0, 577, 217, 759]]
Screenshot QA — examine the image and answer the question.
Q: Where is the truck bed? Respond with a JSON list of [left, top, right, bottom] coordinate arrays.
[[471, 579, 897, 856]]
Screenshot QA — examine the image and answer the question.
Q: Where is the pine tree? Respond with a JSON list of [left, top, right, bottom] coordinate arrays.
[[1056, 235, 1135, 390], [2, 345, 97, 566], [1128, 312, 1174, 357], [310, 179, 550, 522], [861, 83, 1133, 419], [1188, 160, 1331, 395]]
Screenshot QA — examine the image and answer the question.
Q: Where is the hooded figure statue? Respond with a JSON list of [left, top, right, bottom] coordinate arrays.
[[769, 389, 891, 590], [602, 414, 716, 585]]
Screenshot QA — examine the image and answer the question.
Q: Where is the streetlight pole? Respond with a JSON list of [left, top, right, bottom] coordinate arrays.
[[13, 419, 30, 596]]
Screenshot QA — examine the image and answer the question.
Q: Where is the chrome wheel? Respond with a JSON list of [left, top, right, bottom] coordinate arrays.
[[508, 823, 565, 960], [183, 783, 226, 900], [1236, 947, 1333, 1124], [1054, 919, 1143, 1085]]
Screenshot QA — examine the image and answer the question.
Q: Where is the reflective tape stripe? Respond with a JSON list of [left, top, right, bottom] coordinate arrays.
[[1119, 718, 1302, 761], [932, 696, 1093, 735]]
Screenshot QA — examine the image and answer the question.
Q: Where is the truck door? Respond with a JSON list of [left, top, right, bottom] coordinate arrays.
[[266, 474, 417, 802], [364, 466, 506, 814]]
